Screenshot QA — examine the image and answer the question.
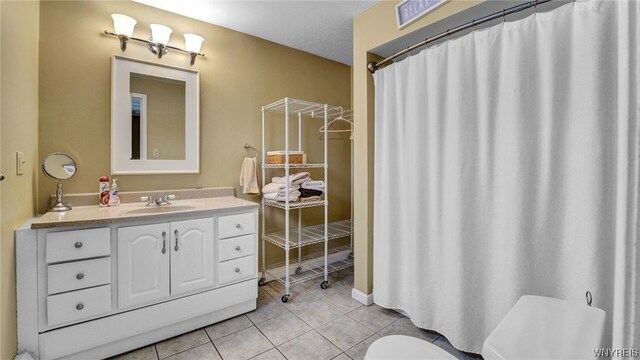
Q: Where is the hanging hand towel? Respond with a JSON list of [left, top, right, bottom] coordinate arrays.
[[239, 157, 260, 195]]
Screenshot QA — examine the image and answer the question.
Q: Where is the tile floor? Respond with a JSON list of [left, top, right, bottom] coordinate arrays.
[[111, 268, 482, 360]]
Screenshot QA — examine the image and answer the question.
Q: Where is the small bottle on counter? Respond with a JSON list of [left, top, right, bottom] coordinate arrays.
[[99, 176, 110, 207], [109, 179, 120, 207]]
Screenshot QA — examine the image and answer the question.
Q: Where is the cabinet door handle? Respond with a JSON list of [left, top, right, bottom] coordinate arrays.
[[76, 273, 84, 280], [235, 223, 241, 229], [174, 229, 179, 251], [76, 303, 84, 311], [161, 231, 167, 254], [235, 245, 241, 251], [74, 242, 83, 248], [235, 267, 240, 273]]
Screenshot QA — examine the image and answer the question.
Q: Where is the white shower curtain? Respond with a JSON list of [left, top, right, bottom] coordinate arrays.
[[373, 0, 639, 354]]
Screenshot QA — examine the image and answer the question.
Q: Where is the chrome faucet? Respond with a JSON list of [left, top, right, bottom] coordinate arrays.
[[141, 195, 176, 207]]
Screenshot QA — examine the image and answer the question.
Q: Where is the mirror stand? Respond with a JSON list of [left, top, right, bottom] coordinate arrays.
[[42, 152, 77, 212], [50, 180, 72, 212]]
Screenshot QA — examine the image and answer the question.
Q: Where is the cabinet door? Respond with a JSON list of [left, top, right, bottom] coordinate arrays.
[[170, 218, 215, 296], [118, 223, 170, 309]]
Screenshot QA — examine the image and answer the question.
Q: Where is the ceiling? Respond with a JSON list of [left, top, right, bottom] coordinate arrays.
[[132, 0, 382, 65]]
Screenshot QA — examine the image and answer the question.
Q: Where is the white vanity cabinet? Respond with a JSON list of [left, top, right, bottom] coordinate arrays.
[[118, 218, 215, 309], [16, 200, 258, 360]]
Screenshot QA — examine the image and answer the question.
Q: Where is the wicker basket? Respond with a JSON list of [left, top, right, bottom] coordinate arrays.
[[267, 151, 304, 164]]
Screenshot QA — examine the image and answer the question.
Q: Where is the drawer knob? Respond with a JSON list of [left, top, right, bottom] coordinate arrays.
[[235, 223, 241, 229], [74, 242, 83, 248], [235, 245, 241, 251], [235, 267, 240, 273], [76, 273, 84, 280], [76, 303, 84, 311]]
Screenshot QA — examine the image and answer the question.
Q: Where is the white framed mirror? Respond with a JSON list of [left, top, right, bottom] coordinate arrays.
[[111, 55, 199, 174]]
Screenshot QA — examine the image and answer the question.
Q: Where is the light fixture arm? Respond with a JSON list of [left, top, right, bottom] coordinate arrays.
[[104, 30, 205, 64]]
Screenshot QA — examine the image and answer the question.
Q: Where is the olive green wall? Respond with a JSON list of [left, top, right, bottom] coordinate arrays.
[[38, 1, 353, 266], [1, 1, 40, 359]]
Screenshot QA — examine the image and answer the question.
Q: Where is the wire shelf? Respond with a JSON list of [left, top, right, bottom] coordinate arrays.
[[264, 250, 354, 288], [264, 199, 326, 210], [264, 219, 352, 249], [262, 97, 352, 121], [263, 163, 325, 169]]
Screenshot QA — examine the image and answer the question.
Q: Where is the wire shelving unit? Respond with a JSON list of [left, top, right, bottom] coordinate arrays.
[[259, 97, 353, 302]]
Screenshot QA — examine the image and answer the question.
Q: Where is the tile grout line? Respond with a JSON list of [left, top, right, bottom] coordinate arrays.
[[156, 331, 211, 360]]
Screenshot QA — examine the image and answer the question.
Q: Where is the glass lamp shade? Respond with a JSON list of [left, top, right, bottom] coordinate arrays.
[[111, 14, 137, 37], [150, 24, 172, 45], [184, 33, 204, 54]]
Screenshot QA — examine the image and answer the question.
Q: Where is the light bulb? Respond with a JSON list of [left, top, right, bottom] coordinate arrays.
[[150, 24, 172, 45], [111, 14, 136, 37]]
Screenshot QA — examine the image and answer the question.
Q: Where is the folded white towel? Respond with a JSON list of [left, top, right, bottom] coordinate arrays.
[[239, 157, 260, 195], [272, 172, 310, 184], [301, 181, 324, 190], [264, 191, 300, 202], [303, 180, 324, 187], [262, 183, 300, 194]]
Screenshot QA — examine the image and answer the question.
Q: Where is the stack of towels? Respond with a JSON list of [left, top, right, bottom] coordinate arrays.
[[262, 172, 325, 202]]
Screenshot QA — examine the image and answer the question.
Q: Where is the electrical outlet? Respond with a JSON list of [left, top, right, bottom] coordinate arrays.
[[16, 152, 26, 175], [153, 149, 160, 158]]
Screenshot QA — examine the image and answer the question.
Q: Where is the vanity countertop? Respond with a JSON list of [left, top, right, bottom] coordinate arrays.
[[31, 196, 259, 229]]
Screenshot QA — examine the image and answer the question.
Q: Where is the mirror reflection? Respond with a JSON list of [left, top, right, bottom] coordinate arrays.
[[42, 153, 77, 180], [130, 73, 186, 161]]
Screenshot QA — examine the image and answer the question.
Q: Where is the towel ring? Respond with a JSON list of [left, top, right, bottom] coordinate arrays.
[[241, 144, 257, 158]]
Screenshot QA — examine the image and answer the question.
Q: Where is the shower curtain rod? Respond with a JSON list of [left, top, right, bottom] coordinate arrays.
[[367, 0, 553, 73]]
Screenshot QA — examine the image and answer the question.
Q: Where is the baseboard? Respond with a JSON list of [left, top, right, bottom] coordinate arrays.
[[352, 288, 374, 306]]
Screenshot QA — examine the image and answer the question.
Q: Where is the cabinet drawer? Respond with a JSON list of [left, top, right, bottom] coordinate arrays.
[[218, 255, 255, 286], [218, 213, 255, 239], [219, 234, 255, 262], [46, 228, 111, 263], [47, 285, 112, 327], [48, 257, 111, 295]]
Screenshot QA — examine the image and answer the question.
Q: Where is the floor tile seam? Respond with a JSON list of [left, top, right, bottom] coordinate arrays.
[[248, 305, 293, 326], [343, 312, 381, 333], [158, 341, 217, 360], [274, 328, 321, 351], [288, 306, 329, 329], [249, 346, 281, 360], [252, 318, 282, 349], [314, 324, 357, 353], [205, 318, 254, 341], [209, 336, 225, 360]]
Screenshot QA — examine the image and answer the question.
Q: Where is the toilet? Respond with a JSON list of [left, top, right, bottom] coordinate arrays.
[[364, 295, 606, 360]]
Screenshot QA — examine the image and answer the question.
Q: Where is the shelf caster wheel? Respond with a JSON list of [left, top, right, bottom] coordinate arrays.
[[320, 281, 329, 289], [295, 266, 303, 275], [258, 278, 266, 286], [281, 295, 289, 303]]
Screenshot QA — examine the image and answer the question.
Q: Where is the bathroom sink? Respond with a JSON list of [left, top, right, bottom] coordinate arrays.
[[126, 205, 196, 215]]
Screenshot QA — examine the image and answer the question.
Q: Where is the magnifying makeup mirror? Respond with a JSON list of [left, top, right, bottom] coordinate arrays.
[[42, 152, 77, 212]]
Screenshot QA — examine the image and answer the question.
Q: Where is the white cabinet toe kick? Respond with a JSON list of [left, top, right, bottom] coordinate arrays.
[[16, 206, 259, 360]]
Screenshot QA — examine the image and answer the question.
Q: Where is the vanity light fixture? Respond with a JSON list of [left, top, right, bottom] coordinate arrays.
[[104, 14, 205, 65]]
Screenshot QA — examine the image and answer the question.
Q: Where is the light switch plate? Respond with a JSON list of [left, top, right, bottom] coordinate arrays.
[[16, 152, 25, 175]]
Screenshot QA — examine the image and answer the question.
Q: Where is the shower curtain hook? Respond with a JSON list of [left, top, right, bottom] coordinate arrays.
[[585, 291, 593, 306], [502, 9, 506, 23]]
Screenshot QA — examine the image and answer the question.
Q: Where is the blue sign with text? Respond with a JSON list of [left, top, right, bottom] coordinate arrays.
[[396, 0, 449, 29]]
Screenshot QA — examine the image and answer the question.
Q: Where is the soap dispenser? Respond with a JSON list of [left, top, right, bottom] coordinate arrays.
[[109, 179, 120, 207]]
